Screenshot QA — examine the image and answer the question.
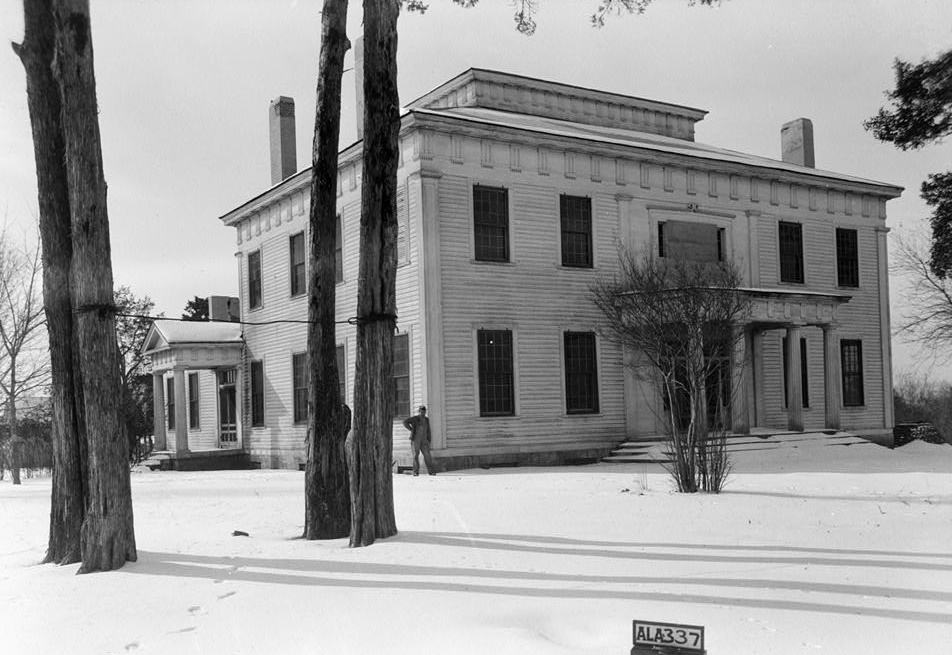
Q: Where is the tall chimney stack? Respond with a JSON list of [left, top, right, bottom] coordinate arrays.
[[781, 118, 815, 168], [269, 96, 297, 185], [355, 37, 364, 141]]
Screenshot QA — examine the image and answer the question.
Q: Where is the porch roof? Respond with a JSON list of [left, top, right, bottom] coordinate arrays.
[[143, 320, 244, 372]]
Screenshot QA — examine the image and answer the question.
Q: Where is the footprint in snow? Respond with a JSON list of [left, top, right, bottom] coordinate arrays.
[[218, 591, 237, 600], [187, 605, 206, 615], [124, 642, 140, 651]]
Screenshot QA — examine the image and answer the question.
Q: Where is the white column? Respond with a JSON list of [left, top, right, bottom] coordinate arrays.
[[785, 324, 804, 431], [418, 170, 447, 450], [152, 372, 167, 451], [752, 329, 765, 428], [823, 323, 842, 431], [731, 325, 749, 434], [876, 226, 895, 429], [234, 364, 244, 450], [174, 368, 189, 453]]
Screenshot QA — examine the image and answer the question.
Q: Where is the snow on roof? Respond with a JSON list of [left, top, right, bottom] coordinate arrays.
[[415, 106, 903, 194], [150, 319, 243, 345]]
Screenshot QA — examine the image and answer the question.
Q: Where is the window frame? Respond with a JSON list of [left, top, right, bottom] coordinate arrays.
[[166, 376, 175, 430], [250, 360, 265, 427], [563, 331, 600, 415], [835, 227, 859, 288], [472, 184, 510, 263], [289, 231, 306, 297], [559, 194, 593, 268], [392, 333, 410, 419], [188, 372, 200, 429], [248, 249, 262, 310], [292, 353, 308, 424], [778, 221, 805, 284], [336, 344, 346, 403], [840, 339, 865, 407], [476, 328, 515, 417], [335, 214, 344, 284]]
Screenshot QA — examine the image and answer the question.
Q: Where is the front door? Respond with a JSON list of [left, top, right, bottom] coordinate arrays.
[[218, 369, 238, 448]]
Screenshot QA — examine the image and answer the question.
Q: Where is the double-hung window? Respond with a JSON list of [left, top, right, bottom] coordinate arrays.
[[473, 185, 509, 262], [290, 232, 305, 296], [841, 340, 864, 407], [167, 377, 175, 430], [560, 195, 593, 268], [251, 361, 265, 426], [188, 373, 200, 429], [836, 228, 859, 287], [392, 334, 410, 419], [336, 345, 346, 402], [335, 215, 344, 283], [779, 221, 804, 283], [292, 354, 307, 424], [477, 329, 514, 416], [248, 250, 262, 309], [564, 332, 599, 414]]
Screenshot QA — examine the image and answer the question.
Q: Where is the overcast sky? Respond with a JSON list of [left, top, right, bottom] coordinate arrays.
[[1, 0, 950, 378]]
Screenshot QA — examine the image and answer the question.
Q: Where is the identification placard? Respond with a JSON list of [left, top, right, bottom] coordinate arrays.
[[632, 620, 705, 653]]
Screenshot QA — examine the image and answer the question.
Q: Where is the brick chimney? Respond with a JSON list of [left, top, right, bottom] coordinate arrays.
[[269, 96, 297, 185], [781, 118, 815, 168], [355, 37, 364, 141]]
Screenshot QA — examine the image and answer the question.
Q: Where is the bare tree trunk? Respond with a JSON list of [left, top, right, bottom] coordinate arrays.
[[304, 0, 351, 540], [13, 0, 87, 564], [8, 368, 20, 485], [52, 0, 136, 573], [347, 0, 400, 547]]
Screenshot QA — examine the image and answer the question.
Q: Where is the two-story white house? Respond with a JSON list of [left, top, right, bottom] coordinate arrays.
[[143, 69, 902, 471]]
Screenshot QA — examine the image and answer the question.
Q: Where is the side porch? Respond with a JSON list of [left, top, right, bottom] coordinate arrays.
[[142, 318, 249, 470]]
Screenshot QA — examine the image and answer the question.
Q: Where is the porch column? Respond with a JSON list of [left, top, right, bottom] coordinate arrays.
[[752, 330, 765, 428], [731, 325, 750, 434], [785, 324, 804, 431], [823, 323, 842, 430], [234, 364, 244, 449], [152, 372, 167, 451], [173, 368, 189, 453]]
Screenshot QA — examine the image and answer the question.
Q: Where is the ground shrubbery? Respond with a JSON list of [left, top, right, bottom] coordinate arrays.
[[894, 374, 952, 446]]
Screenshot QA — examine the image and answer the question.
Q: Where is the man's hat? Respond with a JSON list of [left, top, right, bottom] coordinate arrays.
[[418, 405, 427, 412]]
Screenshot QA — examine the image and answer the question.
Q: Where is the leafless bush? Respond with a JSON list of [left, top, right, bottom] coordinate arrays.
[[593, 245, 750, 492]]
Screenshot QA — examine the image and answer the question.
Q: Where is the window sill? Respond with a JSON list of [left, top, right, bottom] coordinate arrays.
[[471, 259, 515, 266]]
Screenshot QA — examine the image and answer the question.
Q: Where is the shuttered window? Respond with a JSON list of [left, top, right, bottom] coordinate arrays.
[[564, 332, 599, 414], [477, 329, 514, 416], [473, 185, 509, 262]]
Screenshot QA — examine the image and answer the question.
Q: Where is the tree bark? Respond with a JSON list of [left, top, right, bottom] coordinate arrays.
[[304, 0, 351, 540], [52, 0, 136, 573], [13, 0, 88, 564], [347, 0, 401, 547]]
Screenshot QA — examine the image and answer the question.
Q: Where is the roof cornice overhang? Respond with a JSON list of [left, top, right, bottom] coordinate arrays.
[[409, 110, 903, 199]]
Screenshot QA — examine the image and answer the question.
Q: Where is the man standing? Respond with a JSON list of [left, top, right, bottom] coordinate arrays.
[[403, 405, 437, 476]]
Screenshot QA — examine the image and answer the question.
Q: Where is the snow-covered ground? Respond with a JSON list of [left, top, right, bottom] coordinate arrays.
[[1, 439, 950, 655]]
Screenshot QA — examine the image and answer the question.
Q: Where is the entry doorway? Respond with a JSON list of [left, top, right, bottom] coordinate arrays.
[[218, 369, 238, 448]]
